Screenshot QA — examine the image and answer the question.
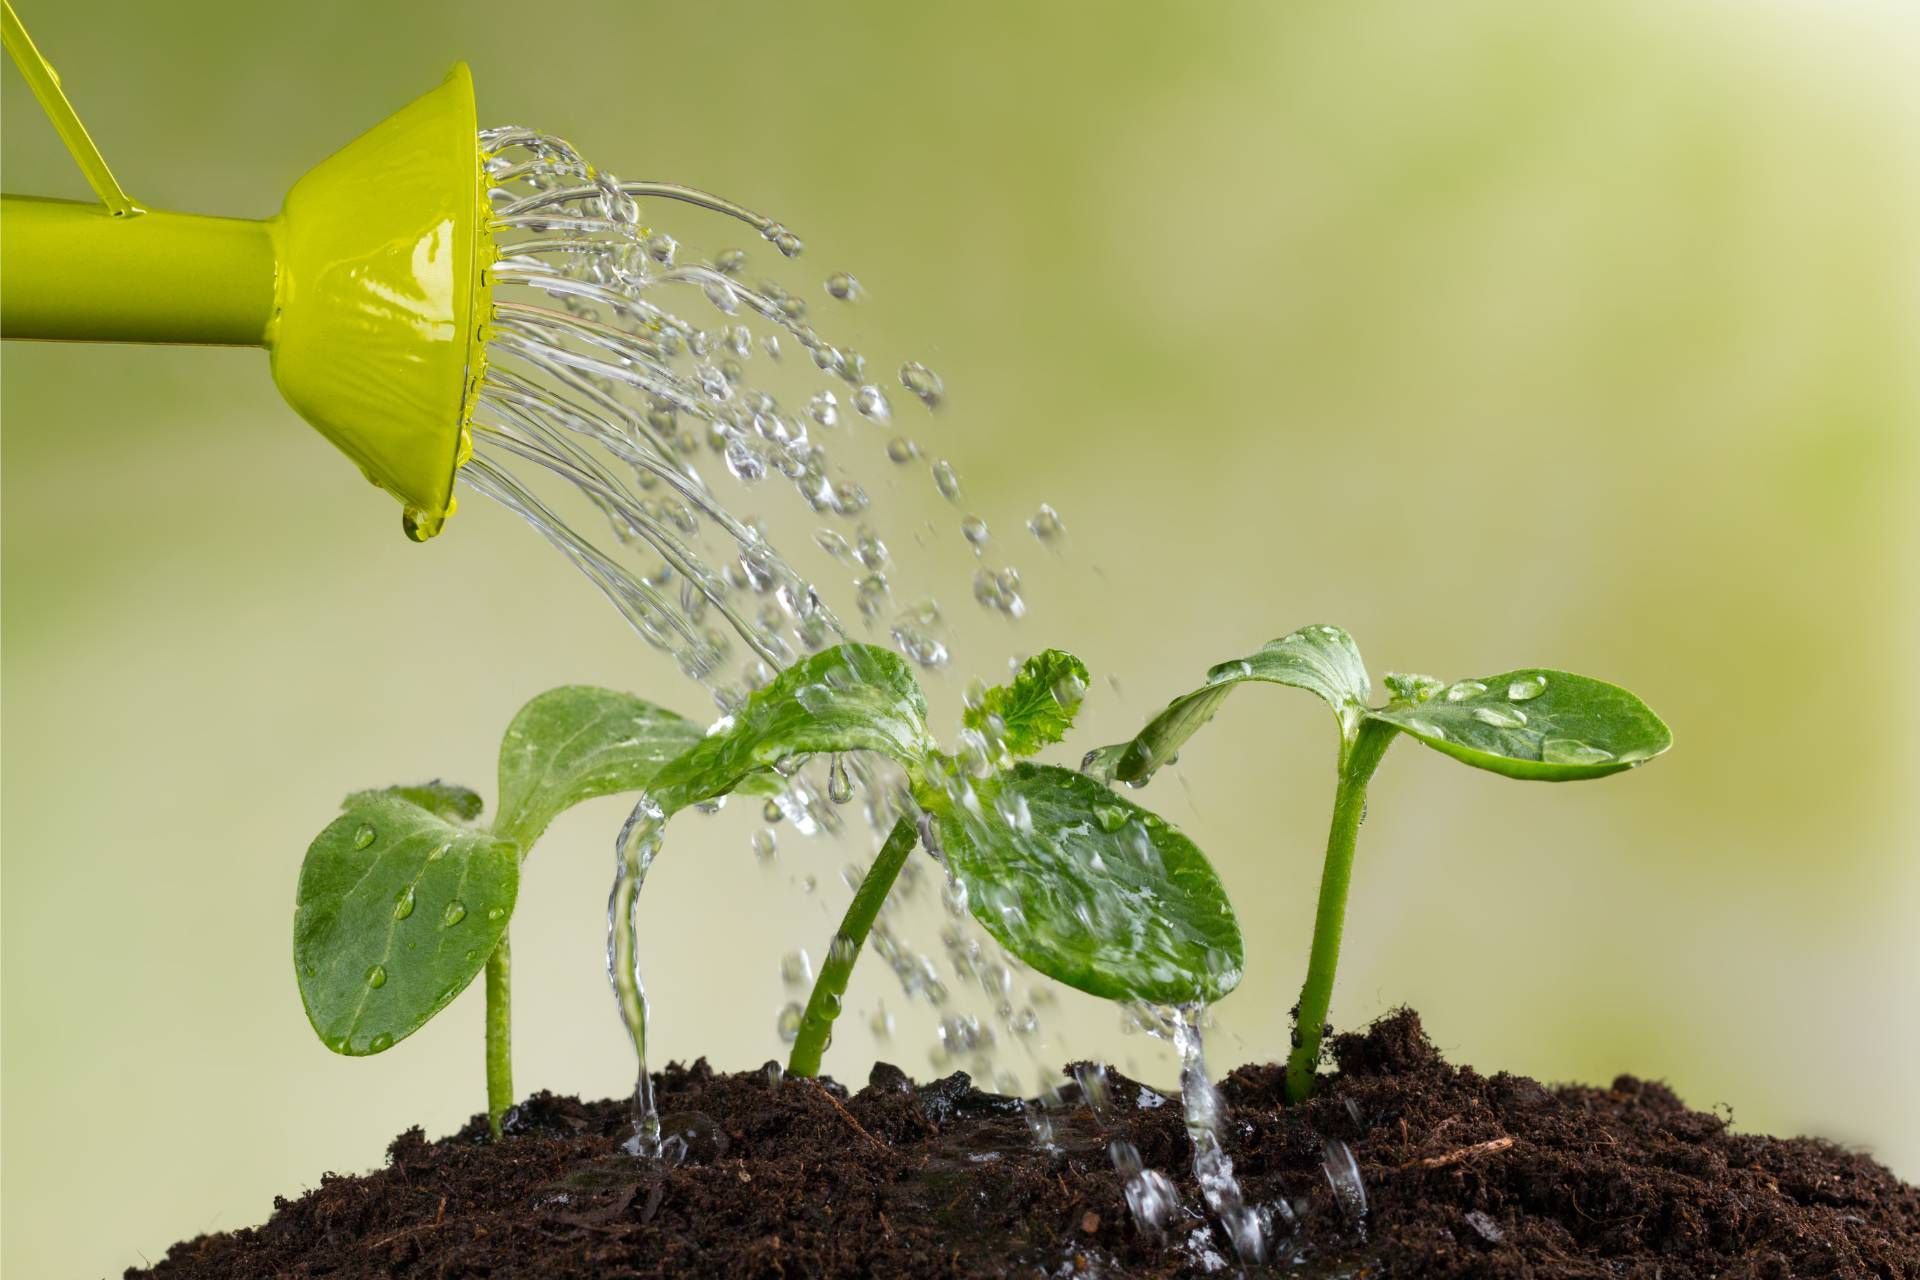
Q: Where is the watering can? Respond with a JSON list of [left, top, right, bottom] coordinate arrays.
[[0, 1, 492, 539]]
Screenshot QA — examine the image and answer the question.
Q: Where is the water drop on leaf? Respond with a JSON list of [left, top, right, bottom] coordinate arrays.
[[441, 900, 468, 927], [1542, 737, 1616, 765], [1507, 675, 1547, 701], [366, 965, 387, 989], [352, 824, 376, 850], [1472, 705, 1528, 729]]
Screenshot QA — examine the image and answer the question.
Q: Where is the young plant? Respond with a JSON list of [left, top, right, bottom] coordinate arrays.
[[589, 643, 1245, 1081], [1088, 623, 1671, 1102], [293, 685, 762, 1135], [295, 644, 1244, 1137]]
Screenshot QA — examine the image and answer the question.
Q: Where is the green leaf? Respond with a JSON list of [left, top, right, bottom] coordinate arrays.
[[646, 644, 934, 813], [1104, 624, 1372, 784], [294, 793, 518, 1056], [922, 763, 1243, 1005], [345, 781, 484, 824], [493, 686, 709, 848], [963, 649, 1089, 758], [1367, 668, 1671, 781]]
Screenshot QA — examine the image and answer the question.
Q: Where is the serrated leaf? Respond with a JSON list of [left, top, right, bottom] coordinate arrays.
[[345, 781, 484, 824], [963, 649, 1088, 758], [1368, 668, 1671, 781], [1107, 624, 1372, 783], [294, 794, 518, 1056], [922, 763, 1243, 1005], [646, 644, 933, 812], [493, 686, 710, 849]]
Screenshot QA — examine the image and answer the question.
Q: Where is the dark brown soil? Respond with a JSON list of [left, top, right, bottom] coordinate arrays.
[[131, 1011, 1917, 1279]]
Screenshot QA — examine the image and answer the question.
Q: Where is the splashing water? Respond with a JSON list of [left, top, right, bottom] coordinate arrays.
[[467, 127, 1072, 1154], [1125, 1005, 1271, 1264]]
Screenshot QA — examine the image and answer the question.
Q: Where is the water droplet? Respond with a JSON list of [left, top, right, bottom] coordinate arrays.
[[762, 798, 784, 825], [855, 529, 888, 571], [393, 886, 416, 920], [825, 271, 861, 301], [714, 247, 747, 275], [486, 906, 507, 922], [368, 1032, 393, 1053], [960, 514, 989, 548], [780, 950, 813, 988], [807, 389, 838, 427], [931, 459, 962, 504], [776, 1002, 805, 1042], [751, 828, 778, 862], [366, 965, 387, 989], [1093, 804, 1129, 833], [853, 385, 892, 423], [352, 824, 376, 850], [1444, 680, 1488, 703], [1027, 503, 1065, 544], [827, 754, 856, 804], [869, 1004, 895, 1040], [765, 224, 804, 258], [645, 232, 677, 265], [1507, 675, 1547, 701], [426, 841, 450, 862], [441, 900, 468, 927], [1471, 705, 1528, 729], [1542, 737, 1616, 766], [899, 361, 943, 409], [886, 435, 920, 464], [1404, 717, 1447, 740]]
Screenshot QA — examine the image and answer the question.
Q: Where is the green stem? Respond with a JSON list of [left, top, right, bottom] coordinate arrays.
[[1285, 717, 1396, 1103], [484, 935, 513, 1138], [787, 816, 918, 1078]]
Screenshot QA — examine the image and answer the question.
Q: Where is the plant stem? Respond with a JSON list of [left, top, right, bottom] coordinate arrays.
[[787, 816, 918, 1078], [1285, 717, 1397, 1103], [484, 935, 513, 1138]]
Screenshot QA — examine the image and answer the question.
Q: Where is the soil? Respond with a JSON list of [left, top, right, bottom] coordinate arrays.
[[131, 1010, 1917, 1279]]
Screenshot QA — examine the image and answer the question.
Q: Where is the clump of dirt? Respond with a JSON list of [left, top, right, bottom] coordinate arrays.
[[132, 1010, 1918, 1278]]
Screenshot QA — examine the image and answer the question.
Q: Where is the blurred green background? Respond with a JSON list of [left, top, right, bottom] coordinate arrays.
[[4, 1, 1916, 1275]]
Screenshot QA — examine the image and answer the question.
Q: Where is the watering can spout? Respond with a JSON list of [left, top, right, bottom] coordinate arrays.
[[0, 0, 488, 540]]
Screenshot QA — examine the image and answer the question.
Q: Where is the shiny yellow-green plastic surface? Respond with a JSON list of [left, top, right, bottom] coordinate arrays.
[[0, 197, 276, 344], [270, 63, 489, 538], [2, 0, 488, 537]]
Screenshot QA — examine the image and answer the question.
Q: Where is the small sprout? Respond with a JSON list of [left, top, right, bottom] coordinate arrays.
[[1091, 623, 1670, 1101], [295, 685, 743, 1137]]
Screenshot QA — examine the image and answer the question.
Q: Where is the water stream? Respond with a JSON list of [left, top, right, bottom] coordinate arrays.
[[465, 127, 1260, 1230], [470, 125, 1076, 1153]]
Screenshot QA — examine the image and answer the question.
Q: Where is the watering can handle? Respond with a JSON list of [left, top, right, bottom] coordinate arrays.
[[1, 0, 141, 217]]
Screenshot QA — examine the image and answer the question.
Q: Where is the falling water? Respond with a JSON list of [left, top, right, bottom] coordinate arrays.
[[465, 127, 1069, 1154], [1123, 1004, 1271, 1265], [607, 797, 666, 1156]]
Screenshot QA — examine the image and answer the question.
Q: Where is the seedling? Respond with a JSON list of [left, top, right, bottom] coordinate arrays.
[[1088, 623, 1671, 1102], [593, 643, 1243, 1084], [294, 644, 1243, 1136], [293, 685, 759, 1133]]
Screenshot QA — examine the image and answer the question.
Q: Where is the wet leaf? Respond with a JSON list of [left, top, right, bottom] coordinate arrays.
[[922, 763, 1243, 1005], [647, 644, 933, 812], [493, 686, 707, 848], [1104, 624, 1372, 783], [1368, 668, 1671, 781], [963, 649, 1088, 758], [345, 780, 484, 824], [294, 793, 518, 1056]]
